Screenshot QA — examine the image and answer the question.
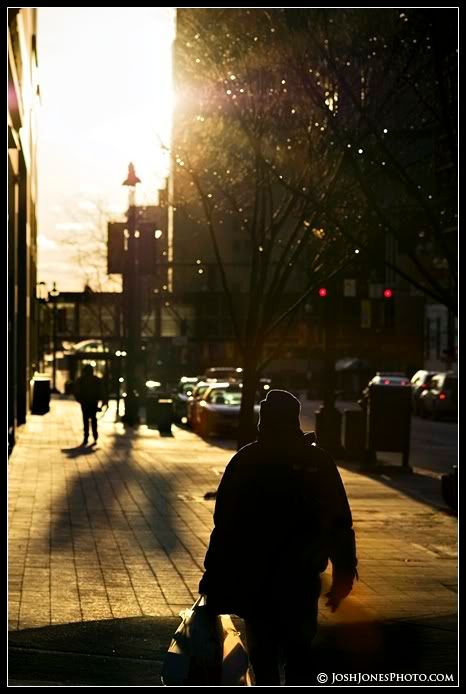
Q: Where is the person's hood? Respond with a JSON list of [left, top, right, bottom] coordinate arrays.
[[257, 389, 302, 439]]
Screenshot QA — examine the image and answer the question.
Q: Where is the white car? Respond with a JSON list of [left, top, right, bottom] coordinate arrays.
[[410, 370, 437, 415], [418, 372, 458, 420], [368, 372, 410, 387], [67, 339, 109, 353], [173, 376, 200, 423], [360, 372, 410, 402], [203, 366, 243, 381]]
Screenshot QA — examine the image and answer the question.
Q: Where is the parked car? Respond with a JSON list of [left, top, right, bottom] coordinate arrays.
[[192, 382, 260, 437], [369, 372, 410, 386], [66, 339, 109, 353], [418, 372, 458, 420], [173, 376, 200, 423], [361, 372, 410, 398], [203, 366, 243, 381], [187, 380, 215, 427], [410, 370, 437, 415]]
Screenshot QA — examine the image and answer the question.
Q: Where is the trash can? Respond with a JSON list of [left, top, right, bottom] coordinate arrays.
[[146, 391, 174, 434], [441, 466, 457, 512], [342, 408, 366, 460], [31, 374, 51, 415], [314, 405, 343, 458], [366, 384, 412, 467]]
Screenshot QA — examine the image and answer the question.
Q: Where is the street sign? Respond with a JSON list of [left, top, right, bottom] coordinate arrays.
[[369, 283, 383, 298], [361, 299, 372, 328], [343, 279, 356, 297]]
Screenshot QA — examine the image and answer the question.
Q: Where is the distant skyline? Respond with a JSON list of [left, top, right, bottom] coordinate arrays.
[[37, 7, 176, 292]]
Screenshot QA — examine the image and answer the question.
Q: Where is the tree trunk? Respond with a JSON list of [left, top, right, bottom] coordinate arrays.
[[237, 352, 261, 450]]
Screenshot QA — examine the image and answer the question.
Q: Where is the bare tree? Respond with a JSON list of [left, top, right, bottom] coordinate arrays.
[[281, 8, 457, 314], [173, 9, 356, 445], [60, 196, 122, 347]]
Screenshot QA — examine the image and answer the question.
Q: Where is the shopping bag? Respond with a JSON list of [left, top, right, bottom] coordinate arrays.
[[161, 597, 222, 685], [161, 598, 253, 686], [219, 614, 253, 686]]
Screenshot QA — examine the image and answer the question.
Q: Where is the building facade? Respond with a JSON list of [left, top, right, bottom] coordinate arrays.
[[8, 8, 40, 452]]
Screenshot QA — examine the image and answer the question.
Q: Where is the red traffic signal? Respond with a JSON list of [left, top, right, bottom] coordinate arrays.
[[383, 288, 393, 298], [318, 287, 328, 297]]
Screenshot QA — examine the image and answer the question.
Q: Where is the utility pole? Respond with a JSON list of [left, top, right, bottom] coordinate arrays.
[[122, 163, 142, 425]]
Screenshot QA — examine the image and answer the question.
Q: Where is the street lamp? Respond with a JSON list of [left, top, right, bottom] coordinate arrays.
[[114, 349, 126, 421], [121, 162, 142, 425], [49, 282, 60, 393]]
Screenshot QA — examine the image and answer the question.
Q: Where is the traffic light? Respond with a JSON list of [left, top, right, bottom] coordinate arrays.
[[383, 289, 395, 327], [318, 287, 328, 297]]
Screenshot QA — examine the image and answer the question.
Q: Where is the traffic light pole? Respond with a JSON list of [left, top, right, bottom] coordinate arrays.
[[315, 288, 344, 457], [122, 166, 142, 426], [52, 300, 58, 393]]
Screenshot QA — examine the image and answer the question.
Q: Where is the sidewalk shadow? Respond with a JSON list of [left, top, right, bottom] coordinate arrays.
[[310, 612, 457, 683], [8, 612, 458, 686], [51, 427, 183, 558], [146, 424, 174, 438], [337, 460, 456, 515], [8, 616, 179, 686], [61, 445, 98, 459], [197, 435, 237, 451]]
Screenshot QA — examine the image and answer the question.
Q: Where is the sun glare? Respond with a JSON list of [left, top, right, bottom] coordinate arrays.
[[37, 7, 176, 291]]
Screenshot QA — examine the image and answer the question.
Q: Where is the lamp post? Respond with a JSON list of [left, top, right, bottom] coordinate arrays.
[[114, 349, 126, 422], [121, 163, 141, 425], [49, 282, 60, 393], [36, 281, 48, 373]]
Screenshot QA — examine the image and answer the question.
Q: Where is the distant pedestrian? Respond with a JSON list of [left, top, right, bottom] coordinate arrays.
[[199, 389, 358, 685], [74, 364, 107, 446]]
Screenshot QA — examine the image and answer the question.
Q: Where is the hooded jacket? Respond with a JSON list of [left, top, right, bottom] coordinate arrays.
[[199, 390, 357, 618], [74, 367, 106, 408]]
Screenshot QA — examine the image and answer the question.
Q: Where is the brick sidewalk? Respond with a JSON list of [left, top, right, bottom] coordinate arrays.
[[8, 398, 229, 630], [8, 397, 458, 681]]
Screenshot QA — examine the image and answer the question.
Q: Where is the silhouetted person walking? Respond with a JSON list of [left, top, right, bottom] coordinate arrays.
[[74, 364, 107, 446], [199, 389, 358, 685]]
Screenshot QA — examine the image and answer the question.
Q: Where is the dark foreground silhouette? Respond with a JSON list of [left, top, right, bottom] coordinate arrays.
[[8, 613, 457, 686]]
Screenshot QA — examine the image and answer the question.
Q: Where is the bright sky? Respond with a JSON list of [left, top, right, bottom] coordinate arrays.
[[37, 7, 176, 292]]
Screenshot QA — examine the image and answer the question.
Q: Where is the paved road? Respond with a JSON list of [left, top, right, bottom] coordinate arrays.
[[300, 399, 457, 478], [408, 415, 458, 476]]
